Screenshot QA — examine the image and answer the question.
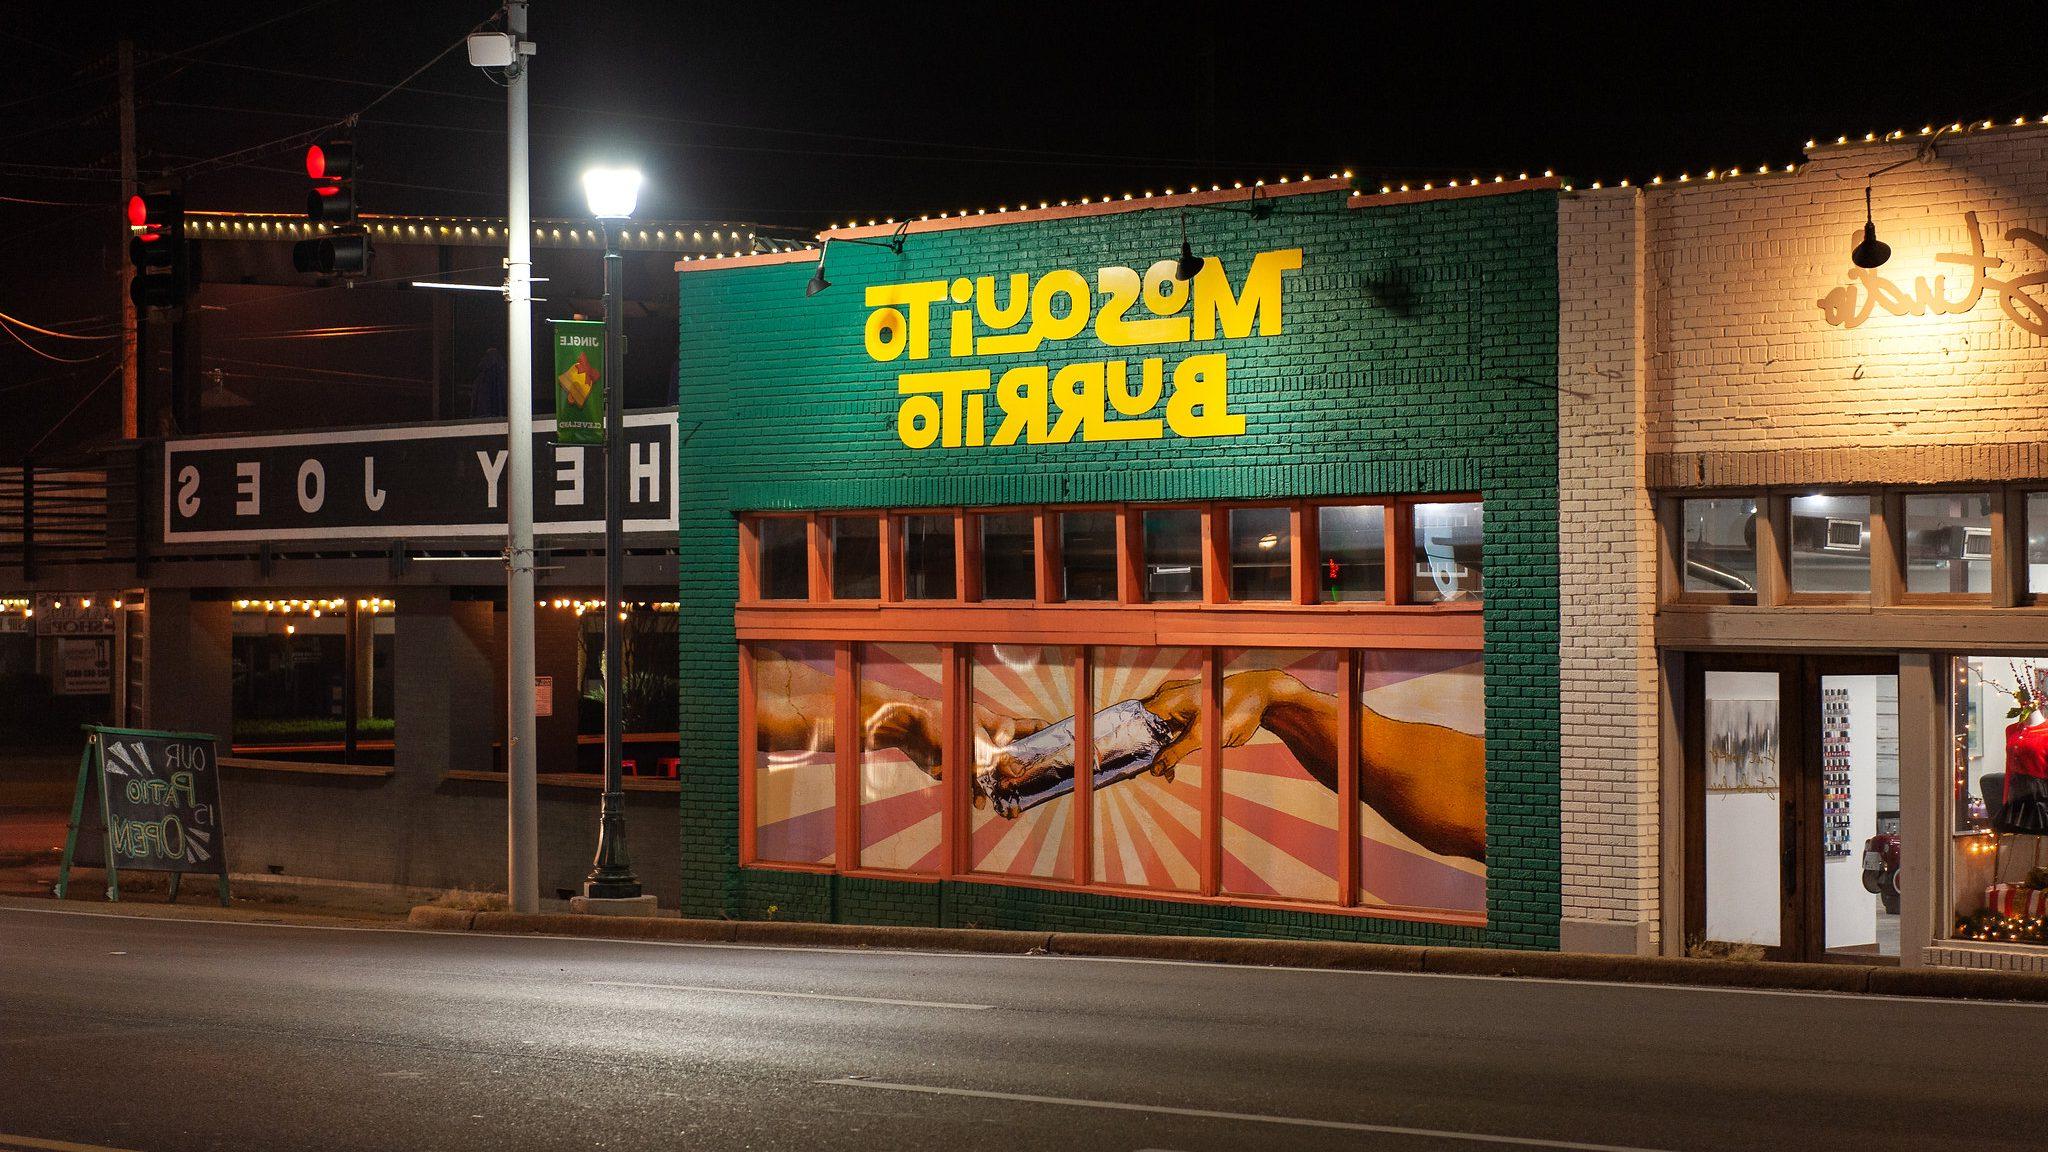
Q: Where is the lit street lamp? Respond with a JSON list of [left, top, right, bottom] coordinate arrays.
[[580, 165, 643, 902]]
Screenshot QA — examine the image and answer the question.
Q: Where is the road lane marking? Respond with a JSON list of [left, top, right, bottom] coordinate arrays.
[[0, 1135, 145, 1152], [6, 905, 2043, 1011], [587, 980, 992, 1010], [819, 1078, 1675, 1151]]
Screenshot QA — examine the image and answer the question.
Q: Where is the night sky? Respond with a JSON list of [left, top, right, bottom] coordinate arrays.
[[4, 0, 2045, 453]]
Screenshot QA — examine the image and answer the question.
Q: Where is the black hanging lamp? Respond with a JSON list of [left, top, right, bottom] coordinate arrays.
[[1174, 211, 1204, 281], [1851, 183, 1891, 269]]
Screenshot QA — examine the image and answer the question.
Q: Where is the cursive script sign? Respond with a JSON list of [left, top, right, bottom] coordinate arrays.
[[1816, 211, 2048, 336]]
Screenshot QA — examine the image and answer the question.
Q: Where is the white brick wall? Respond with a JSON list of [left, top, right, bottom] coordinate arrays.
[[1556, 124, 2048, 960], [1558, 190, 1661, 945], [1648, 129, 2048, 455]]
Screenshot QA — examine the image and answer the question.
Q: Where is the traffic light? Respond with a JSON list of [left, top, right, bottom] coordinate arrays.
[[127, 190, 188, 309], [292, 140, 371, 277]]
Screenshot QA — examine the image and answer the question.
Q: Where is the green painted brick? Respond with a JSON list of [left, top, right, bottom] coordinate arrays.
[[675, 188, 1561, 950]]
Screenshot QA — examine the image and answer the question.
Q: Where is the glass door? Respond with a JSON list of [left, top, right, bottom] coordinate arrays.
[[1687, 656, 1797, 959], [1810, 663, 1900, 961], [1685, 655, 1900, 962]]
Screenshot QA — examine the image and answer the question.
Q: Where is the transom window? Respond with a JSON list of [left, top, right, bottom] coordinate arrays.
[[740, 498, 1485, 608]]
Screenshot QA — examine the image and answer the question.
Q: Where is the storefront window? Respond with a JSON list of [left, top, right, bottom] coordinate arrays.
[[829, 516, 881, 600], [1220, 648, 1340, 902], [968, 644, 1075, 880], [1412, 502, 1483, 603], [1142, 509, 1203, 601], [756, 518, 809, 600], [574, 606, 680, 775], [1902, 493, 1992, 595], [858, 642, 945, 873], [1228, 508, 1291, 601], [1060, 511, 1117, 601], [1680, 497, 1759, 596], [1357, 650, 1486, 913], [229, 598, 394, 764], [1090, 646, 1203, 892], [1951, 654, 2048, 946], [748, 640, 837, 866], [980, 513, 1036, 600], [1787, 493, 1870, 594], [900, 514, 956, 600], [1317, 504, 1386, 602], [2029, 493, 2048, 595]]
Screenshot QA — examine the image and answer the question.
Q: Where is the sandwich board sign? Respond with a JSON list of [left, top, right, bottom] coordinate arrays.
[[55, 725, 231, 906]]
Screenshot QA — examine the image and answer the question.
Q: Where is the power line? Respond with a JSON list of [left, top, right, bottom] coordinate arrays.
[[0, 318, 113, 364], [23, 363, 119, 460], [0, 308, 119, 340]]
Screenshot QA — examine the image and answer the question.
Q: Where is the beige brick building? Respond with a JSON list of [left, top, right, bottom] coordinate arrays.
[[1561, 121, 2048, 970]]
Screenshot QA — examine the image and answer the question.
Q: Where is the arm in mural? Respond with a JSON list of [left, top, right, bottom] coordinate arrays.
[[1139, 670, 1486, 862], [751, 649, 1043, 779]]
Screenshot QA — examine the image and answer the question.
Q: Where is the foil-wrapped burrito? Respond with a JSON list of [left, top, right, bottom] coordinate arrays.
[[977, 699, 1185, 818]]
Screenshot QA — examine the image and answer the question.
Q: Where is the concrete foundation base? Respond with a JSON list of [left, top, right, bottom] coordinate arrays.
[[1560, 917, 1653, 956], [570, 894, 663, 918]]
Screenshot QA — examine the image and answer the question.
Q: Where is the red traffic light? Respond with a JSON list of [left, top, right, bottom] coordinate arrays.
[[305, 141, 354, 181], [126, 194, 148, 227]]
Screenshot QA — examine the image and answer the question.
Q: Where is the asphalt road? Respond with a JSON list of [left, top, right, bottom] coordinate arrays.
[[0, 905, 2041, 1152]]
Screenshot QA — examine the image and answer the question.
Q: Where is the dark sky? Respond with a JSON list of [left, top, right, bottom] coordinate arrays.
[[4, 0, 2045, 453]]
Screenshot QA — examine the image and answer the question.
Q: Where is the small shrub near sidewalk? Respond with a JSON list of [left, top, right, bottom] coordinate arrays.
[[430, 889, 508, 912], [1686, 938, 1767, 962]]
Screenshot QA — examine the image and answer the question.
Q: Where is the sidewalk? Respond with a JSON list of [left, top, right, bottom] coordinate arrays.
[[405, 904, 2048, 1004]]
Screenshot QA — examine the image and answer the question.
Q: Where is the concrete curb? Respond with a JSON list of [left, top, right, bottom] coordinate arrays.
[[405, 906, 2048, 1003]]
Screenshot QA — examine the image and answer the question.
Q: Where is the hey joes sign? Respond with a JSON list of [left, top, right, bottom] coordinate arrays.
[[161, 412, 677, 544], [865, 249, 1303, 450]]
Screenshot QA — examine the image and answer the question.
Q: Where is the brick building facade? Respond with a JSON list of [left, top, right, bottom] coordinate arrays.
[[672, 179, 1563, 948], [1558, 121, 2048, 970]]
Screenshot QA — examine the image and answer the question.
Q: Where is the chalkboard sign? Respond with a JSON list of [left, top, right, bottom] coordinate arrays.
[[56, 725, 231, 906]]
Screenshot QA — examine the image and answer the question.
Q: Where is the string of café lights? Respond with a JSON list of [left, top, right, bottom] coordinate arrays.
[[658, 114, 2048, 264]]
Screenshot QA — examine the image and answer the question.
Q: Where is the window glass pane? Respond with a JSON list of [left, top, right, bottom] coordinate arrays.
[[1412, 502, 1484, 603], [574, 608, 680, 772], [1143, 508, 1203, 601], [1903, 493, 1992, 595], [1090, 646, 1204, 892], [1788, 494, 1870, 594], [1950, 655, 2048, 946], [1819, 673, 1899, 959], [756, 518, 810, 600], [1681, 498, 1759, 596], [1060, 511, 1117, 601], [2030, 493, 2048, 595], [1229, 508, 1292, 601], [1703, 670, 1781, 947], [1220, 648, 1340, 902], [749, 640, 837, 866], [980, 513, 1037, 600], [900, 514, 956, 600], [829, 516, 881, 600], [1357, 650, 1486, 914], [229, 599, 393, 765], [858, 642, 945, 873], [968, 644, 1075, 880], [1317, 505, 1386, 602]]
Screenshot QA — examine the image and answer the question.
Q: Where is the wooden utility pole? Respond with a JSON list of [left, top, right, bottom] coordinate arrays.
[[117, 38, 137, 440]]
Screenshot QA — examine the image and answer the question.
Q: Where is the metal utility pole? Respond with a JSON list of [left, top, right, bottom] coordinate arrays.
[[117, 39, 136, 440], [583, 221, 640, 899], [503, 0, 540, 914]]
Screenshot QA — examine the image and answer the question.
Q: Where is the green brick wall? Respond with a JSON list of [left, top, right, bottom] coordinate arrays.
[[675, 188, 1560, 949]]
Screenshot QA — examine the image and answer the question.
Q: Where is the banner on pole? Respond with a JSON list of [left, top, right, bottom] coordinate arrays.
[[550, 319, 605, 445]]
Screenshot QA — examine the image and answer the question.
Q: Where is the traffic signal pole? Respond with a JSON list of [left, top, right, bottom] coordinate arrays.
[[503, 0, 540, 914]]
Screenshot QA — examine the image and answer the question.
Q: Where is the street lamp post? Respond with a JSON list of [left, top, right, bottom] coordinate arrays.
[[581, 166, 643, 901]]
